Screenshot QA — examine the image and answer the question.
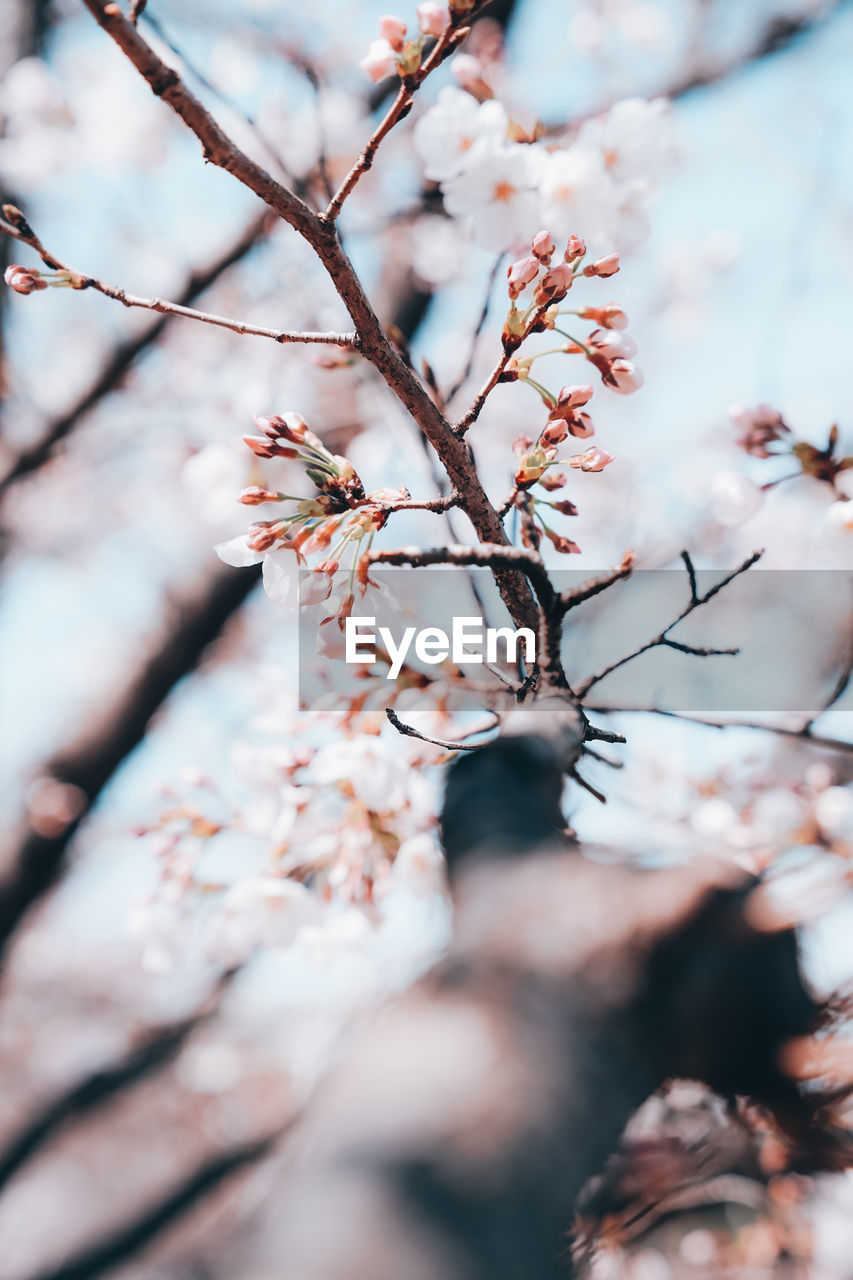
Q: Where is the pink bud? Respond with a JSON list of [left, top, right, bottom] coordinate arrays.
[[535, 262, 572, 305], [512, 433, 535, 456], [360, 37, 399, 82], [605, 359, 644, 395], [238, 487, 281, 505], [582, 303, 628, 330], [378, 15, 407, 50], [242, 434, 277, 458], [569, 447, 614, 473], [539, 470, 567, 491], [416, 1, 449, 36], [541, 420, 568, 446], [543, 527, 581, 554], [4, 264, 47, 295], [555, 383, 594, 410], [531, 230, 556, 263], [588, 328, 638, 359], [566, 411, 594, 438], [584, 253, 620, 278], [246, 521, 281, 552], [451, 54, 493, 101], [507, 255, 540, 299], [269, 411, 309, 443], [564, 235, 586, 264]]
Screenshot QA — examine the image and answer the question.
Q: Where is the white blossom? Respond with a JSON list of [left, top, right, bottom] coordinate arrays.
[[413, 87, 508, 183], [442, 142, 546, 252]]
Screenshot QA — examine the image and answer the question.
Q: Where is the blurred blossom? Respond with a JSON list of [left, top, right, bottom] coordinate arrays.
[[410, 214, 468, 285], [710, 470, 764, 526], [416, 90, 675, 253]]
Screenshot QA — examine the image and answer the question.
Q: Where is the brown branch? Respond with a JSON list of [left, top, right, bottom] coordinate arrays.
[[585, 706, 853, 756], [0, 209, 358, 349], [455, 300, 554, 435], [575, 550, 762, 699], [444, 252, 505, 406], [323, 12, 478, 222], [80, 0, 538, 634], [559, 552, 636, 616], [385, 706, 484, 752], [1, 210, 272, 493]]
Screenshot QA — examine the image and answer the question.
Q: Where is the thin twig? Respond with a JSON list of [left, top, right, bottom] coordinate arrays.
[[559, 552, 636, 616], [1, 210, 272, 493], [454, 300, 553, 435], [445, 253, 505, 406], [575, 550, 763, 699], [585, 706, 853, 756], [1, 210, 357, 348], [385, 706, 485, 751]]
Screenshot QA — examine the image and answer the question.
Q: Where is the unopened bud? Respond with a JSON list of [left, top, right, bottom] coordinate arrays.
[[584, 253, 620, 278], [564, 235, 586, 264], [378, 14, 407, 50], [242, 434, 277, 458], [531, 230, 556, 263], [507, 254, 539, 299], [4, 264, 47, 295], [416, 1, 449, 36], [535, 262, 572, 305], [569, 447, 614, 472], [539, 470, 567, 491], [238, 487, 282, 505]]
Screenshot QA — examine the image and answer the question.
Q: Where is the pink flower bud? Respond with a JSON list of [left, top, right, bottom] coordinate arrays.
[[566, 411, 594, 438], [507, 254, 540, 299], [543, 527, 581, 554], [552, 498, 578, 515], [4, 264, 47, 295], [238, 487, 281, 505], [451, 54, 493, 101], [242, 434, 277, 458], [531, 230, 556, 263], [555, 383, 594, 410], [588, 328, 638, 359], [535, 262, 572, 305], [581, 303, 628, 330], [541, 420, 569, 446], [246, 521, 281, 552], [568, 447, 613, 472], [378, 15, 407, 50], [605, 359, 644, 395], [416, 1, 449, 36], [360, 37, 399, 82], [539, 470, 567, 491], [512, 433, 535, 456], [269, 411, 309, 443], [584, 253, 620, 278], [564, 235, 586, 264]]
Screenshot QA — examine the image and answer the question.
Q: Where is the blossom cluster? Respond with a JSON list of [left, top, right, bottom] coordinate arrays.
[[360, 6, 455, 83], [495, 230, 643, 552], [413, 89, 675, 253], [214, 412, 408, 608], [720, 404, 852, 551], [130, 709, 452, 975]]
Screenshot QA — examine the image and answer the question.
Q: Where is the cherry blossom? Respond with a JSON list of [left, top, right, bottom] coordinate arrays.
[[442, 141, 546, 251], [413, 87, 508, 182]]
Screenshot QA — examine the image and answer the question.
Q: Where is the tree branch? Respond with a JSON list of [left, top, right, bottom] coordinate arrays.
[[0, 209, 358, 349], [575, 550, 762, 699], [0, 210, 272, 494], [79, 0, 539, 633], [585, 706, 853, 756]]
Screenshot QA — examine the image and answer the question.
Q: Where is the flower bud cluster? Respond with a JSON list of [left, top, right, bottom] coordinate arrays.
[[359, 5, 452, 82]]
